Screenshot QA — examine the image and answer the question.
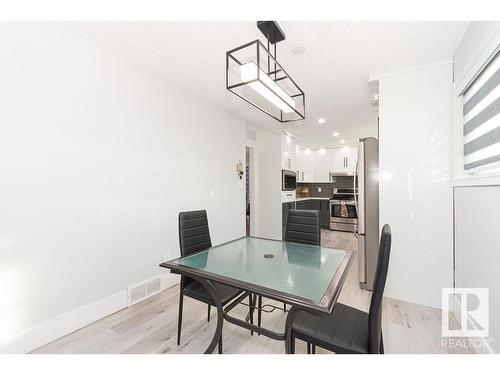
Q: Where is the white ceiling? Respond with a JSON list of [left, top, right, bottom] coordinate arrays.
[[61, 21, 470, 147]]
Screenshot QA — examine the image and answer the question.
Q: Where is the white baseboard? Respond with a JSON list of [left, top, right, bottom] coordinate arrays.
[[0, 273, 180, 354], [0, 290, 128, 354], [161, 273, 180, 291]]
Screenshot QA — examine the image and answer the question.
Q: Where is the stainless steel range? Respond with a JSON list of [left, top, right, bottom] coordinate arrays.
[[330, 188, 358, 232]]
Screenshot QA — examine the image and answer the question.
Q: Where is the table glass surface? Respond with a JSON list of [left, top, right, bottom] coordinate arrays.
[[172, 237, 348, 303]]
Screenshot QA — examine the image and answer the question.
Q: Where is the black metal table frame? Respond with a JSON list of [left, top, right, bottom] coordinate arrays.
[[160, 238, 354, 354]]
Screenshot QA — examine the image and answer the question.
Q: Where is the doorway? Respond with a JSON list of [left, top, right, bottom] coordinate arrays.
[[245, 146, 255, 236]]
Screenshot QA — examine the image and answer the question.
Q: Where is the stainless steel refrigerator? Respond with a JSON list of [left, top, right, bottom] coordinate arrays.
[[354, 137, 379, 290]]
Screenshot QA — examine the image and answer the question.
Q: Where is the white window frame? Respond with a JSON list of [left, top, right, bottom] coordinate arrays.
[[452, 27, 500, 187]]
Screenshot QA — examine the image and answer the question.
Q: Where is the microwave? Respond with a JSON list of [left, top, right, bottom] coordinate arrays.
[[282, 169, 297, 191]]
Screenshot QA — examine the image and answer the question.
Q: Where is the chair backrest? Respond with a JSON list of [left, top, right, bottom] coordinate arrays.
[[284, 209, 321, 246], [178, 210, 212, 257], [178, 210, 212, 288], [368, 224, 392, 353]]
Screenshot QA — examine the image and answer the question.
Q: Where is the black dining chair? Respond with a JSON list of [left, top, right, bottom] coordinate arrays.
[[177, 210, 250, 354], [257, 209, 321, 329], [287, 224, 392, 354], [284, 209, 321, 246]]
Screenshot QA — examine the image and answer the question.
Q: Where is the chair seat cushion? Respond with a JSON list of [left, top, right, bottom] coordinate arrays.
[[292, 303, 369, 354], [183, 280, 242, 306]]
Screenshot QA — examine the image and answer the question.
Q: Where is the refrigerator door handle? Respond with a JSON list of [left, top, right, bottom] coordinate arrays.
[[354, 160, 358, 212], [357, 141, 365, 235], [353, 160, 358, 234]]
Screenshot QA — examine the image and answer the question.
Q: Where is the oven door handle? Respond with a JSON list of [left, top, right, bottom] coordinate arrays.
[[330, 201, 356, 206]]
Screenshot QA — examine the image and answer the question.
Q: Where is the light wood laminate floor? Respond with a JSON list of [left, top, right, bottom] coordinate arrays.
[[33, 230, 474, 354]]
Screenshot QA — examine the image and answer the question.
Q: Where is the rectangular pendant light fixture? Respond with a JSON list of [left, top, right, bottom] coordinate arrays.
[[240, 62, 296, 113], [226, 22, 305, 123]]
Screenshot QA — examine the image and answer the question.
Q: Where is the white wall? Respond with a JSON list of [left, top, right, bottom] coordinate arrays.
[[253, 131, 282, 240], [451, 22, 500, 353], [454, 186, 499, 353], [453, 22, 500, 88], [378, 61, 453, 309], [0, 23, 246, 352]]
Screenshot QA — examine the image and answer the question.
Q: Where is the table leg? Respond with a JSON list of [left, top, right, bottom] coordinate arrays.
[[185, 274, 224, 354], [249, 294, 254, 336], [257, 295, 262, 334]]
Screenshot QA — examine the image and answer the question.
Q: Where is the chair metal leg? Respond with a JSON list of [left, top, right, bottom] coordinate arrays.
[[207, 305, 211, 322], [307, 342, 311, 354], [380, 334, 384, 354], [290, 335, 295, 354], [312, 344, 316, 354], [177, 291, 184, 346], [283, 302, 287, 312], [218, 337, 222, 354]]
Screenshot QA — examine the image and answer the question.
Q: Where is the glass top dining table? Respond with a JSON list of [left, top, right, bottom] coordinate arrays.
[[159, 236, 354, 353]]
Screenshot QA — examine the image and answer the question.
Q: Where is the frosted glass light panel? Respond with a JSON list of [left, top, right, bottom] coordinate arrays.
[[226, 40, 305, 123]]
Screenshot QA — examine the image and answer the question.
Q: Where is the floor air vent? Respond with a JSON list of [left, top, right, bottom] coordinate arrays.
[[147, 278, 161, 295], [128, 277, 162, 306]]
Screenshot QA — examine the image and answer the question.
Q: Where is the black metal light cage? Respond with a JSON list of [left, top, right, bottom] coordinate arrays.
[[226, 39, 306, 123]]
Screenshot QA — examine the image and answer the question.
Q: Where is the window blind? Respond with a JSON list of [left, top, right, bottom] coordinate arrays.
[[463, 50, 500, 171]]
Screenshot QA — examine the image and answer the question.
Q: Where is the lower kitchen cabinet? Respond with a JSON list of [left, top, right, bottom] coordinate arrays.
[[311, 199, 330, 229], [282, 202, 296, 239], [295, 200, 311, 210], [319, 200, 330, 229], [284, 199, 330, 237]]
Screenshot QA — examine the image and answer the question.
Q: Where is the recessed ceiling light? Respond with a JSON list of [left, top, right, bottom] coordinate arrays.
[[340, 139, 346, 144], [291, 45, 306, 55], [332, 132, 339, 137], [317, 118, 325, 124]]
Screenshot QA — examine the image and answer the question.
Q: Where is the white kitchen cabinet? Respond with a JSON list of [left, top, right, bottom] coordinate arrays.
[[296, 145, 358, 182], [330, 148, 346, 170], [346, 146, 358, 170], [281, 133, 296, 171], [295, 147, 303, 181], [331, 146, 358, 172], [313, 149, 331, 182], [295, 148, 313, 182]]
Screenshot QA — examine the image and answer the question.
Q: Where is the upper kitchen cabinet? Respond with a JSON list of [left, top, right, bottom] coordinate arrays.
[[312, 149, 331, 182], [295, 147, 314, 182], [331, 146, 358, 173], [281, 133, 296, 171], [296, 145, 358, 182]]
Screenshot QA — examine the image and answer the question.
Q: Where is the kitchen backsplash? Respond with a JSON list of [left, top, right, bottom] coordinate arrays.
[[297, 176, 354, 198], [331, 175, 355, 188]]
